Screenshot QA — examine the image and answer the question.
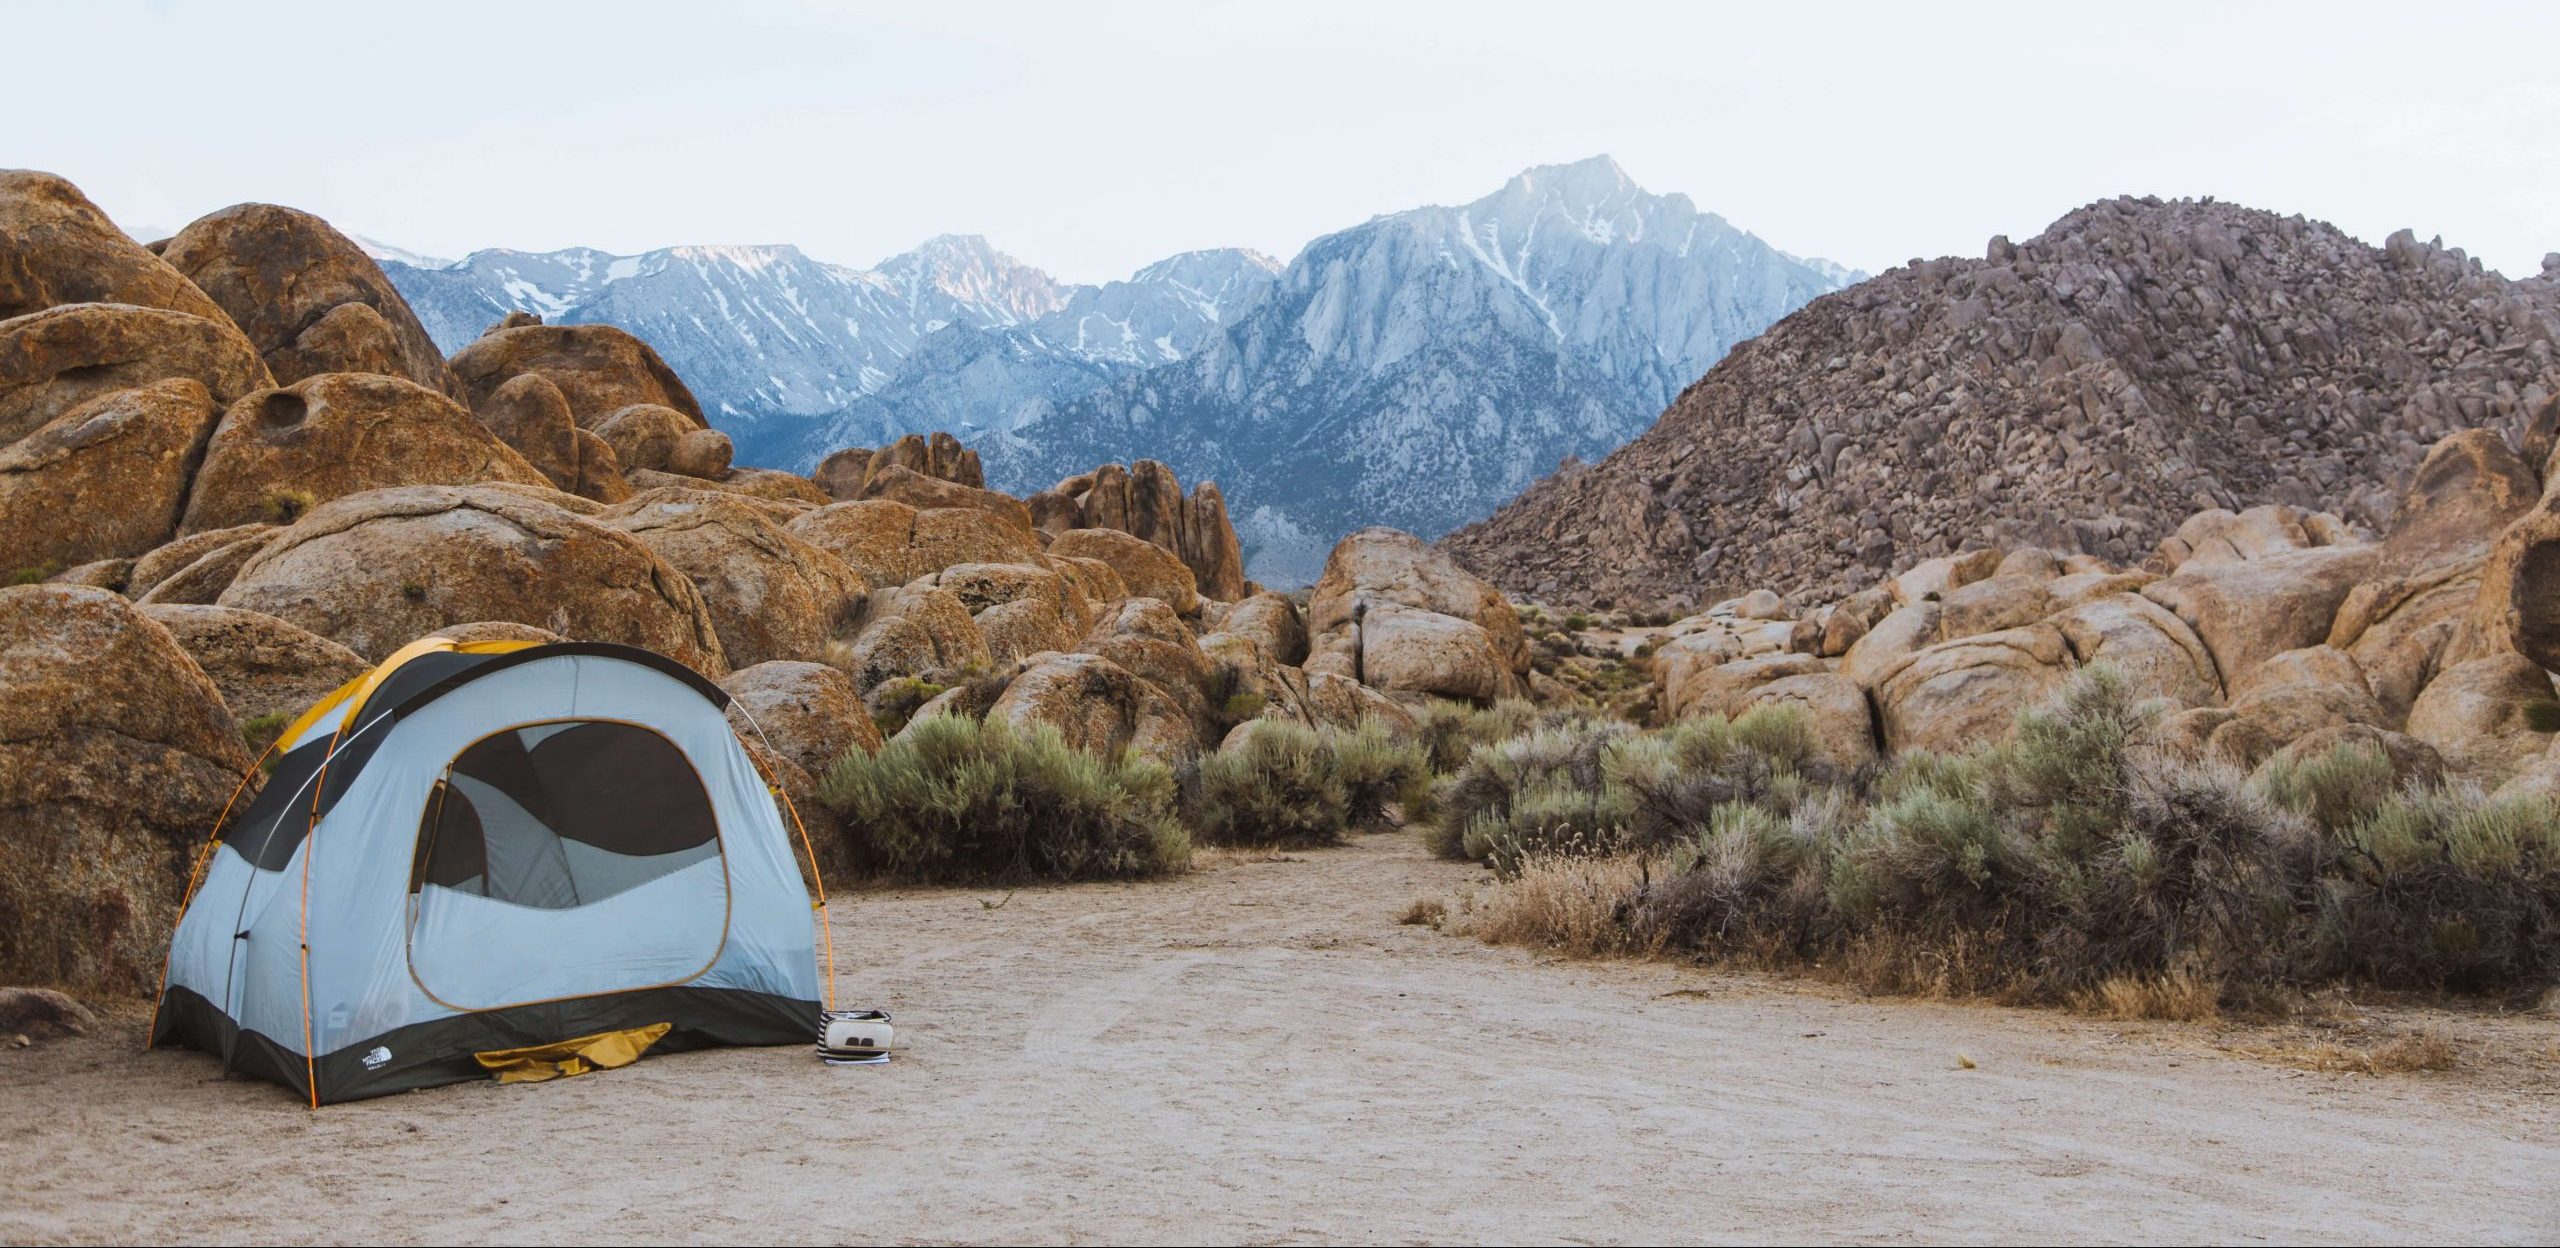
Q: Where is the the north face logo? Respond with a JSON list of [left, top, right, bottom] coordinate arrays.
[[361, 1046, 393, 1070]]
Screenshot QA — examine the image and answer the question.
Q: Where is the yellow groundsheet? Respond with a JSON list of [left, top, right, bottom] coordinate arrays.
[[473, 1022, 673, 1084]]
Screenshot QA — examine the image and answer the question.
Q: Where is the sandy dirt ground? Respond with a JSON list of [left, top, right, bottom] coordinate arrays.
[[5, 834, 2556, 1245]]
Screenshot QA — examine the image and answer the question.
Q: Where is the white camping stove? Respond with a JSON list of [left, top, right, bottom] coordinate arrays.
[[818, 1009, 894, 1065]]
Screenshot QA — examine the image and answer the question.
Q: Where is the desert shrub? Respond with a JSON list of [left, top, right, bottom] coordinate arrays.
[[261, 487, 317, 525], [2311, 785, 2560, 990], [1204, 659, 1266, 733], [1187, 719, 1435, 848], [1437, 662, 2560, 1006], [1563, 613, 1593, 632], [1332, 717, 1434, 830], [7, 562, 62, 586], [2255, 740, 2401, 835], [237, 711, 294, 757], [1434, 716, 1636, 868], [865, 676, 948, 738], [818, 713, 1186, 883], [1187, 720, 1350, 848]]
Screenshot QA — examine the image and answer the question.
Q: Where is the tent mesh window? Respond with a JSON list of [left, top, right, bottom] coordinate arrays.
[[411, 722, 721, 908]]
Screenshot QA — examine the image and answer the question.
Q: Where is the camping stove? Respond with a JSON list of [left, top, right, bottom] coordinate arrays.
[[818, 1009, 894, 1065]]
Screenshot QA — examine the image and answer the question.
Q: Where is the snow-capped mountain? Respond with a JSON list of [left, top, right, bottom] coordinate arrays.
[[381, 236, 1278, 463], [974, 156, 1864, 582], [376, 156, 1859, 583]]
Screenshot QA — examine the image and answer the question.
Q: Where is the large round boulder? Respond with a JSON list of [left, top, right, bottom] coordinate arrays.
[[0, 302, 270, 447], [2467, 492, 2560, 674], [787, 498, 1040, 586], [811, 447, 874, 501], [156, 203, 460, 399], [129, 523, 280, 605], [1078, 598, 1216, 743], [2046, 592, 2222, 709], [856, 464, 1035, 536], [0, 585, 252, 995], [594, 402, 692, 472], [2141, 543, 2378, 695], [834, 583, 992, 702], [138, 604, 367, 726], [1049, 527, 1199, 615], [1223, 593, 1308, 668], [986, 651, 1197, 763], [0, 170, 236, 324], [1307, 527, 1528, 691], [474, 372, 580, 490], [216, 485, 727, 674], [2403, 654, 2559, 784], [1874, 624, 2073, 755], [179, 373, 547, 534], [449, 322, 704, 428], [605, 490, 867, 668], [720, 660, 884, 783], [0, 379, 220, 573], [1734, 672, 1878, 774]]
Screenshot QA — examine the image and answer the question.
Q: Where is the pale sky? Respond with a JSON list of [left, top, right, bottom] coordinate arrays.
[[11, 1, 2557, 283]]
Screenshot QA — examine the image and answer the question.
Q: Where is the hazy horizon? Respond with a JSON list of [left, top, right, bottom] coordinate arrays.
[[11, 1, 2557, 284]]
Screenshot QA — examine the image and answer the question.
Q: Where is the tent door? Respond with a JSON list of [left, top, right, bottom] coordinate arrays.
[[405, 720, 731, 1012]]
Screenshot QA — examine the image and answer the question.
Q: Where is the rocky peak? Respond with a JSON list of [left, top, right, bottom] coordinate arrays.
[[1443, 195, 2560, 610]]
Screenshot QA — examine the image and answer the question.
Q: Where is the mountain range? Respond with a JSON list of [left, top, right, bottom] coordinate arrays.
[[371, 157, 1860, 582]]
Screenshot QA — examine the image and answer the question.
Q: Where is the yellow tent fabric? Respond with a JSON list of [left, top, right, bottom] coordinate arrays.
[[473, 1023, 673, 1084]]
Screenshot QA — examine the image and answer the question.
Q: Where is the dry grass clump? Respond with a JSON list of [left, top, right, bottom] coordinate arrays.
[[1396, 896, 1447, 927], [2237, 1027, 2460, 1074], [2071, 966, 2225, 1023], [1426, 663, 2560, 1009], [1453, 852, 1657, 958]]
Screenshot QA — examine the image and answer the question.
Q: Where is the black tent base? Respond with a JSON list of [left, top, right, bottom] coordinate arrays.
[[152, 983, 818, 1104]]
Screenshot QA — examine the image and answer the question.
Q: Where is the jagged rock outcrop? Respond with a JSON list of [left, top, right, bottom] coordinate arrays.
[[216, 484, 728, 674], [0, 585, 251, 995], [179, 373, 547, 534], [1045, 460, 1249, 602], [0, 379, 220, 572], [1447, 197, 2560, 609], [157, 203, 461, 399]]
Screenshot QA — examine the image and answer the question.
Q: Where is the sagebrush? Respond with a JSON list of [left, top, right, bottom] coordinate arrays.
[[1434, 664, 2560, 1002], [819, 713, 1188, 883]]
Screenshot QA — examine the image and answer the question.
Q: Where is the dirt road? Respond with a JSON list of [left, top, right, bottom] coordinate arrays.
[[5, 835, 2554, 1244]]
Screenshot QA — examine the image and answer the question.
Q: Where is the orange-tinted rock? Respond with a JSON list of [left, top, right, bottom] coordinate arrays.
[[157, 203, 459, 399]]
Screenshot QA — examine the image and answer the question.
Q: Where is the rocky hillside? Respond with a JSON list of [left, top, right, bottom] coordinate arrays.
[[989, 156, 1859, 583], [1444, 196, 2560, 609]]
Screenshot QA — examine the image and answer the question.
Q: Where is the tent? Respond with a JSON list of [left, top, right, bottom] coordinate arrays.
[[151, 637, 833, 1105]]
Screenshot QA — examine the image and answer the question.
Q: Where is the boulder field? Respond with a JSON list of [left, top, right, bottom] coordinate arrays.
[[0, 170, 1489, 998]]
